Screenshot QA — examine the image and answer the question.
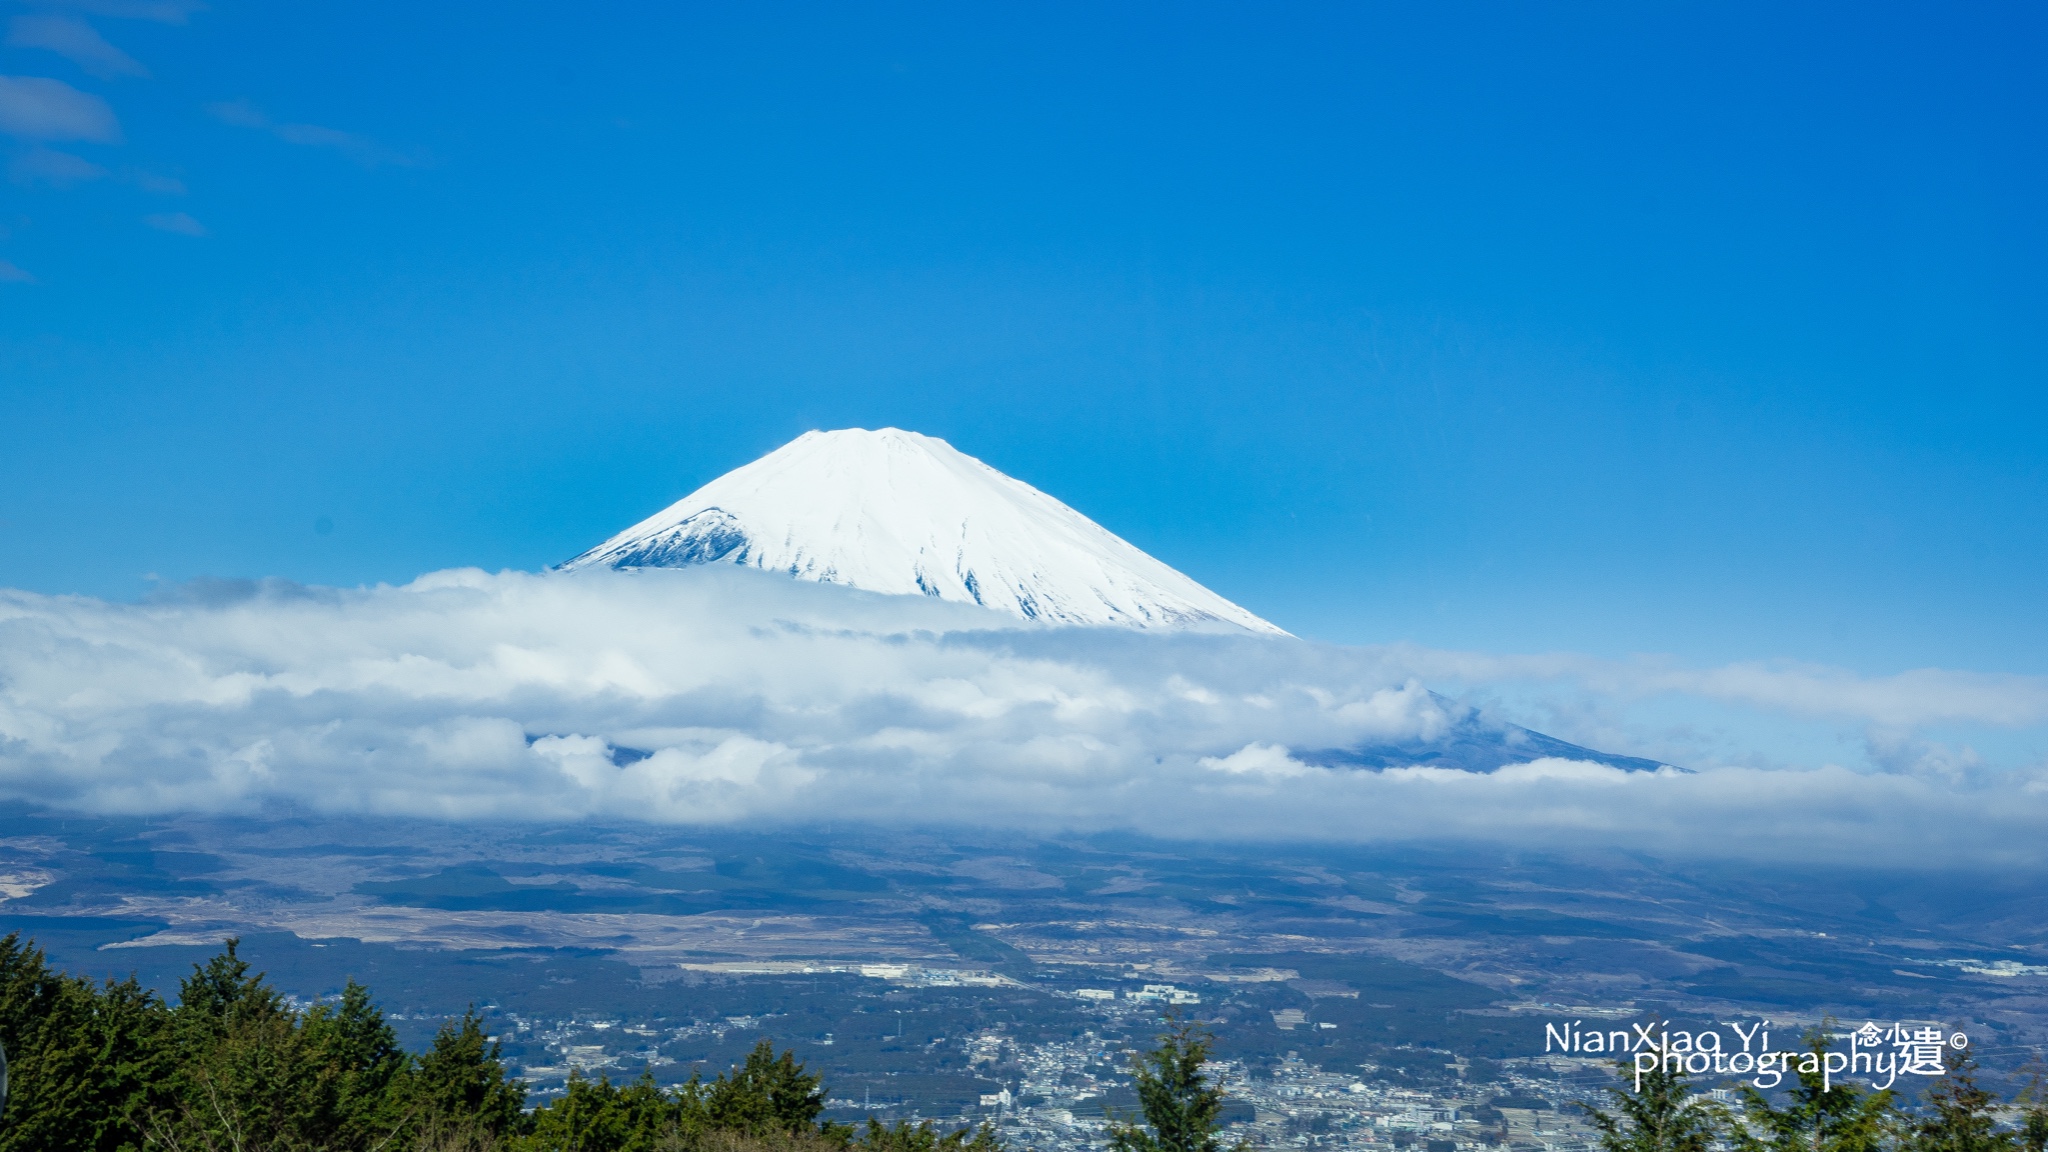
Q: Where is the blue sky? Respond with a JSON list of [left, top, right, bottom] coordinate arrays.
[[2, 1, 2043, 677]]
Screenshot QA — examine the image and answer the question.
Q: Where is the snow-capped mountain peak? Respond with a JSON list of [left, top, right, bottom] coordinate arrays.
[[560, 427, 1285, 634]]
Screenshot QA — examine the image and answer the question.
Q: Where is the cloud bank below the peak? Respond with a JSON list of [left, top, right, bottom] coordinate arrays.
[[1, 566, 2044, 865]]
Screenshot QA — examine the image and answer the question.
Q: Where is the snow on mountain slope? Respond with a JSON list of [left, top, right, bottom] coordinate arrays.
[[560, 428, 1285, 634]]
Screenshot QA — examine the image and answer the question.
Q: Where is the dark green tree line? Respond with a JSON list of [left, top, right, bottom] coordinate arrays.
[[1578, 1043, 1725, 1152], [1578, 1024, 2048, 1152], [0, 933, 1005, 1152]]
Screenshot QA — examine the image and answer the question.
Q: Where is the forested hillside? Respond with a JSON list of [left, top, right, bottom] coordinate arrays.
[[0, 933, 998, 1152]]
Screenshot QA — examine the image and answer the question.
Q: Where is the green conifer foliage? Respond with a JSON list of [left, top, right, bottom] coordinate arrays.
[[1576, 1051, 1725, 1152], [412, 1007, 529, 1139], [2019, 1071, 2048, 1152], [0, 934, 98, 1151], [0, 933, 172, 1152], [1734, 1026, 1895, 1152], [300, 979, 410, 1144], [173, 939, 274, 1029], [145, 938, 406, 1150], [1908, 1050, 2016, 1152], [1106, 1017, 1241, 1152], [704, 1040, 828, 1137], [519, 1067, 684, 1152], [850, 1117, 1002, 1152]]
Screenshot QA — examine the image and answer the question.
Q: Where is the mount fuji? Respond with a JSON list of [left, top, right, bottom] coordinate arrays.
[[562, 428, 1284, 634], [558, 428, 1671, 771]]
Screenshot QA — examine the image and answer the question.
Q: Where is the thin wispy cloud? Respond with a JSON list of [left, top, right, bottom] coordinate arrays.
[[0, 257, 34, 282], [142, 209, 202, 234], [34, 0, 205, 26], [129, 168, 183, 193], [9, 143, 105, 185], [7, 14, 149, 79], [1, 566, 2041, 865], [1383, 645, 2048, 729], [206, 97, 417, 167], [203, 95, 267, 128], [0, 73, 120, 141]]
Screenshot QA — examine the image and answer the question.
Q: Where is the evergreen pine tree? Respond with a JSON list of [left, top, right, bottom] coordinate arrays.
[[0, 933, 173, 1152], [1908, 1050, 2015, 1152], [1106, 1016, 1241, 1152], [160, 938, 334, 1150], [300, 978, 410, 1145], [1734, 1025, 1895, 1152], [1576, 1050, 1725, 1152], [411, 1006, 528, 1139], [2019, 1071, 2048, 1152], [76, 974, 175, 1150], [171, 937, 282, 1037], [704, 1040, 827, 1136], [520, 1067, 689, 1152], [0, 933, 90, 1150], [526, 1068, 631, 1151], [612, 1067, 689, 1151], [854, 1117, 1003, 1152]]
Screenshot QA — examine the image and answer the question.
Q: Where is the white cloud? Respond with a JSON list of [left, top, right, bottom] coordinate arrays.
[[0, 258, 34, 282], [0, 74, 119, 141], [142, 209, 202, 235], [0, 566, 2043, 864], [130, 169, 183, 194], [9, 144, 105, 185], [1200, 742, 1315, 778], [206, 98, 416, 167], [1381, 643, 2048, 729], [39, 0, 205, 25], [203, 96, 265, 128], [1863, 728, 1980, 784], [7, 15, 149, 79]]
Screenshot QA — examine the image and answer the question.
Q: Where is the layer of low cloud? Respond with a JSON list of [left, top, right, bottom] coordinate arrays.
[[1, 567, 2043, 865], [1391, 646, 2048, 729]]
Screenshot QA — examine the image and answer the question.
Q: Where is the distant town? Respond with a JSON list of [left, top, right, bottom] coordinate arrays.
[[486, 963, 1628, 1152]]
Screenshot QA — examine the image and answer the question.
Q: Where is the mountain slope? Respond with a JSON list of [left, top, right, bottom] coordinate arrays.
[[1299, 695, 1675, 773], [561, 428, 1284, 634]]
